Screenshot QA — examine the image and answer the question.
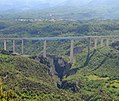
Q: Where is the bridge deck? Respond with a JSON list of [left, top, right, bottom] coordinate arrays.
[[0, 35, 119, 40]]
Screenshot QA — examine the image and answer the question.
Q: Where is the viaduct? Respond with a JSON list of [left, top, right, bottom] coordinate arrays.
[[0, 35, 119, 63]]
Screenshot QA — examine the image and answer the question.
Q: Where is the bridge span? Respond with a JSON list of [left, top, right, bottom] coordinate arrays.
[[0, 35, 119, 40], [0, 35, 119, 63]]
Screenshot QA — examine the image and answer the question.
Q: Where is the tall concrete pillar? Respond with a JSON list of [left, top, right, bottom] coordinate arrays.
[[4, 40, 7, 50], [89, 37, 92, 47], [13, 40, 15, 53], [112, 38, 115, 43], [85, 37, 91, 66], [21, 40, 24, 54], [94, 38, 98, 49], [106, 38, 109, 47], [43, 40, 47, 58], [101, 38, 104, 47], [70, 40, 74, 63], [88, 37, 91, 54]]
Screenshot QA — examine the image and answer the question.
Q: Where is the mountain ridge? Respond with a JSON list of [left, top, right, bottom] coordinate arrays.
[[0, 0, 119, 20]]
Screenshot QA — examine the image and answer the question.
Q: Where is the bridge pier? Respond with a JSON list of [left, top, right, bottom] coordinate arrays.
[[4, 40, 7, 50], [112, 38, 115, 43], [106, 38, 109, 47], [70, 40, 74, 63], [101, 38, 104, 47], [21, 40, 24, 54], [94, 38, 97, 49], [43, 40, 47, 58], [85, 37, 91, 65], [89, 37, 92, 47], [88, 37, 91, 54], [13, 40, 15, 53]]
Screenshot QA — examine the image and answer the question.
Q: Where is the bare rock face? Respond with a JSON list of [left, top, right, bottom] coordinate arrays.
[[31, 55, 81, 91], [31, 55, 72, 80], [61, 80, 80, 92], [53, 57, 72, 80], [112, 41, 119, 50]]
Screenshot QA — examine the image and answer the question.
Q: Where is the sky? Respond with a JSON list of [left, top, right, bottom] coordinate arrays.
[[0, 0, 66, 4], [0, 0, 93, 9], [0, 0, 92, 4], [0, 0, 67, 8]]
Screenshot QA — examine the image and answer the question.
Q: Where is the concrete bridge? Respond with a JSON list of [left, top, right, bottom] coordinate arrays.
[[0, 35, 119, 63]]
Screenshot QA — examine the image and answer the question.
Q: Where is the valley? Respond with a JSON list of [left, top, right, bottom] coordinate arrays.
[[0, 0, 119, 100], [0, 16, 119, 100]]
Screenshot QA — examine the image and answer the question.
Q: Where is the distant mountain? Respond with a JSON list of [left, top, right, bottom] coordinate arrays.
[[0, 0, 61, 11], [44, 0, 119, 20], [89, 0, 119, 5], [0, 0, 119, 20], [86, 0, 119, 19], [88, 0, 119, 10], [61, 0, 92, 7]]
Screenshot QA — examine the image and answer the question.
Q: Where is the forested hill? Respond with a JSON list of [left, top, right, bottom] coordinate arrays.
[[45, 0, 119, 20], [0, 20, 119, 37], [0, 0, 119, 20], [0, 42, 119, 100], [0, 54, 82, 100], [61, 46, 119, 100], [0, 19, 119, 100]]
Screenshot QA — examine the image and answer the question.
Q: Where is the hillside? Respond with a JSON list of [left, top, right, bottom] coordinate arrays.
[[0, 18, 119, 100], [62, 46, 119, 100], [0, 39, 119, 100], [47, 0, 119, 20], [38, 0, 119, 20], [0, 54, 82, 100], [0, 20, 119, 56], [0, 0, 119, 100], [61, 0, 92, 7], [1, 0, 119, 20]]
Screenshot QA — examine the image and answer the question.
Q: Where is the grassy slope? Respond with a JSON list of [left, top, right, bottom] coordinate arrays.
[[0, 54, 82, 101], [63, 46, 119, 100]]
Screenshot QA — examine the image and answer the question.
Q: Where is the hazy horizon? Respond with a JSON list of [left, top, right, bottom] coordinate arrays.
[[0, 0, 92, 5], [0, 0, 118, 20]]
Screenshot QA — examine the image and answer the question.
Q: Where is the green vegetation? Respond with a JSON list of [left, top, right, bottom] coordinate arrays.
[[0, 54, 83, 100], [0, 19, 119, 100], [0, 20, 119, 37], [0, 20, 119, 56], [0, 0, 119, 20], [1, 46, 118, 100], [63, 46, 119, 100]]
